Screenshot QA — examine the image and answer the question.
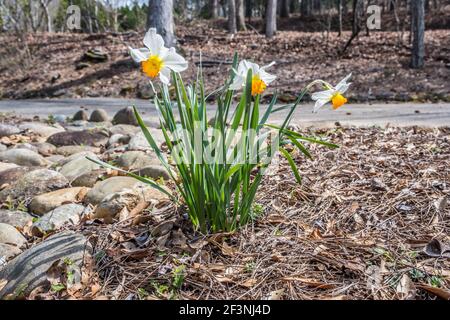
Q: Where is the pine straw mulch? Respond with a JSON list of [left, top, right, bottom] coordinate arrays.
[[73, 125, 450, 300]]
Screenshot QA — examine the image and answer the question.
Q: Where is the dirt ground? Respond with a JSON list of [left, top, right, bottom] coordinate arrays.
[[20, 124, 448, 300], [0, 18, 449, 103]]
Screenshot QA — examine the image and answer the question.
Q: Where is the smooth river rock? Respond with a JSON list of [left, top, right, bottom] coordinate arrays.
[[85, 176, 154, 205], [115, 151, 159, 170], [19, 122, 65, 138], [0, 223, 26, 248], [0, 231, 92, 298], [0, 169, 68, 202], [0, 149, 48, 167], [47, 129, 109, 147], [0, 210, 33, 228], [59, 153, 100, 181], [29, 187, 89, 215], [31, 203, 86, 236]]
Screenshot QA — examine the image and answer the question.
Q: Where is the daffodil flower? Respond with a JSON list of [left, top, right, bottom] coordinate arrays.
[[230, 60, 276, 96], [128, 28, 188, 85], [311, 73, 352, 112]]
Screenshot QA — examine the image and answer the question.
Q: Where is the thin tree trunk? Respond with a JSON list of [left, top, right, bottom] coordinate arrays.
[[338, 0, 343, 36], [280, 0, 290, 17], [228, 0, 237, 34], [301, 0, 311, 16], [147, 0, 176, 47], [210, 0, 219, 18], [265, 0, 277, 38], [39, 0, 52, 32], [236, 0, 246, 30], [245, 0, 253, 19], [411, 0, 425, 68]]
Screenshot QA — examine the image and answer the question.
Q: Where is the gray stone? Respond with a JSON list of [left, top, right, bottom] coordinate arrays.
[[89, 109, 109, 122], [59, 154, 100, 181], [0, 124, 20, 137], [133, 165, 171, 180], [112, 106, 138, 125], [33, 142, 56, 156], [85, 176, 153, 205], [29, 187, 89, 215], [0, 149, 47, 167], [137, 81, 156, 99], [19, 122, 65, 138], [0, 144, 6, 152], [107, 134, 130, 148], [0, 243, 21, 262], [0, 167, 32, 187], [72, 110, 89, 121], [56, 145, 100, 156], [47, 129, 109, 147], [116, 151, 158, 170], [71, 169, 111, 188], [0, 223, 26, 248], [109, 124, 139, 136], [0, 162, 19, 173], [0, 231, 92, 298], [13, 143, 38, 153], [93, 189, 140, 223], [0, 210, 33, 228], [0, 169, 68, 202], [45, 155, 65, 163], [56, 151, 96, 166], [31, 204, 86, 236], [128, 130, 164, 151]]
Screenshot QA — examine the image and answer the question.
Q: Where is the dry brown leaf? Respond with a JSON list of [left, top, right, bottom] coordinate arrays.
[[267, 289, 284, 300], [221, 242, 236, 256], [396, 274, 416, 300], [417, 284, 450, 300], [240, 278, 258, 288]]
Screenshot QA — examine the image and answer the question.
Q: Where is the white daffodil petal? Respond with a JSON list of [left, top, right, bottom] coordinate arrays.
[[143, 28, 165, 55], [311, 89, 334, 101], [261, 61, 276, 70], [335, 73, 352, 89], [163, 48, 188, 72], [230, 75, 245, 90], [159, 67, 171, 85], [336, 83, 350, 94], [313, 99, 329, 112], [259, 69, 276, 85], [129, 47, 150, 63]]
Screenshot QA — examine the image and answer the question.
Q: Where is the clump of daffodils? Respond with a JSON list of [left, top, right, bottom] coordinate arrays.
[[93, 28, 352, 233]]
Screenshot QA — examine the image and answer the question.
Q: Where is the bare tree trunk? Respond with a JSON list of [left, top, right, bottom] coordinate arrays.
[[338, 0, 343, 36], [265, 0, 277, 38], [301, 0, 312, 16], [228, 0, 237, 33], [147, 0, 176, 47], [236, 0, 246, 30], [210, 0, 219, 18], [280, 0, 290, 17], [411, 0, 425, 68], [39, 0, 53, 32], [245, 0, 253, 18]]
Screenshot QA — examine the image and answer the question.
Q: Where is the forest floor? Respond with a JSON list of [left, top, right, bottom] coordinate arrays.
[[0, 19, 449, 103], [3, 121, 446, 300]]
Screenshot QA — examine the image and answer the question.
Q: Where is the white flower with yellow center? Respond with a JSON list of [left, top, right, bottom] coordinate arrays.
[[311, 73, 352, 112], [128, 28, 188, 85], [230, 60, 276, 96]]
